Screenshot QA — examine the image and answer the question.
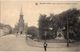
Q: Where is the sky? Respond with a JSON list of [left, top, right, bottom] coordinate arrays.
[[0, 0, 80, 28]]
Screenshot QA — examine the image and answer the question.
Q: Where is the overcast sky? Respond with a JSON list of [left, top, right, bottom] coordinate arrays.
[[0, 0, 80, 28]]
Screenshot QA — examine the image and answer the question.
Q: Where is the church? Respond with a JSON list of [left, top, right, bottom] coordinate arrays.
[[18, 8, 24, 34], [14, 8, 27, 34]]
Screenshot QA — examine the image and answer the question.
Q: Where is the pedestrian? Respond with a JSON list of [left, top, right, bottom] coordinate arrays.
[[43, 42, 47, 51]]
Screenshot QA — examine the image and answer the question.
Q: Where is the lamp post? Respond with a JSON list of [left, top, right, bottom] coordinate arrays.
[[43, 27, 53, 51], [44, 27, 53, 41], [44, 31, 47, 42], [67, 17, 69, 47]]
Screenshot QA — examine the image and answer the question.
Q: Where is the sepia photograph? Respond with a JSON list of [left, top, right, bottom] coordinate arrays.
[[0, 0, 80, 52]]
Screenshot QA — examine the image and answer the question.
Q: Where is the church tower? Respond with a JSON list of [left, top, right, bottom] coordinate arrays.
[[18, 8, 24, 34]]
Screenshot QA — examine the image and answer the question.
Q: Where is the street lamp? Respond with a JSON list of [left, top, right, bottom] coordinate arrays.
[[44, 31, 47, 42], [44, 27, 53, 43], [67, 17, 69, 47]]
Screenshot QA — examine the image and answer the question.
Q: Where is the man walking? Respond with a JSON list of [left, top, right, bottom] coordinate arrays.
[[43, 42, 47, 51]]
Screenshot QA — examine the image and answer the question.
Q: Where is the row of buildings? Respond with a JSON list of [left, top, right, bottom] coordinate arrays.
[[0, 23, 12, 36]]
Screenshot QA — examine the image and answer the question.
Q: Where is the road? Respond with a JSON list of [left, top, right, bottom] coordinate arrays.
[[0, 34, 80, 52]]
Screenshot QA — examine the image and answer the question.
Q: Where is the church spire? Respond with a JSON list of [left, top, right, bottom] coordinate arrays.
[[17, 7, 24, 34], [20, 7, 23, 16]]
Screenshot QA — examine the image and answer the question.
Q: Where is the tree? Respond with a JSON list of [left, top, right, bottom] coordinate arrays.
[[38, 14, 58, 39], [38, 14, 47, 39], [4, 25, 12, 34], [38, 8, 80, 40], [46, 14, 58, 39], [0, 23, 12, 35], [57, 8, 80, 41], [27, 26, 39, 39]]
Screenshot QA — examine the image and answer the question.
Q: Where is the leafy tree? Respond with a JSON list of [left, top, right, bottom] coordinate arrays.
[[38, 14, 47, 39], [5, 25, 12, 34], [0, 23, 12, 35], [57, 8, 80, 41], [38, 8, 80, 41], [27, 26, 39, 39], [38, 14, 58, 39]]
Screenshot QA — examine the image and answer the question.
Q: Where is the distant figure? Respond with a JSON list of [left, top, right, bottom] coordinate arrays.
[[43, 42, 47, 51], [17, 32, 18, 34], [20, 31, 22, 34], [16, 32, 18, 37]]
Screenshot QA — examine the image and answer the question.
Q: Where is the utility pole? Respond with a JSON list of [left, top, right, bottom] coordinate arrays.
[[67, 17, 69, 47]]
